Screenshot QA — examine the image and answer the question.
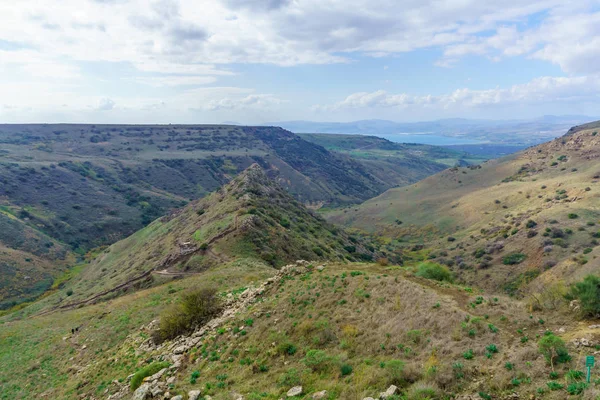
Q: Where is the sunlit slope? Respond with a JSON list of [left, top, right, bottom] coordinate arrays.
[[330, 124, 600, 292]]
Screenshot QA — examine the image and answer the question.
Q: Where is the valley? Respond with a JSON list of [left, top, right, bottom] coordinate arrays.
[[0, 124, 466, 309], [2, 122, 600, 400]]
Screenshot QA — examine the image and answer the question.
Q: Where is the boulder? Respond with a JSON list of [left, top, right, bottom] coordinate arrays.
[[312, 390, 327, 399], [379, 385, 399, 399], [287, 386, 303, 397], [171, 396, 183, 400], [132, 383, 151, 400], [188, 390, 202, 400]]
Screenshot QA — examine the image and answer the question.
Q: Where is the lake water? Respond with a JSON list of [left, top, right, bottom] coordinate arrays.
[[376, 133, 485, 146]]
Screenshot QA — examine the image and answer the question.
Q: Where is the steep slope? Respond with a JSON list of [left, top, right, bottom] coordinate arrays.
[[0, 210, 73, 309], [47, 164, 378, 309], [330, 123, 600, 294], [0, 124, 437, 304]]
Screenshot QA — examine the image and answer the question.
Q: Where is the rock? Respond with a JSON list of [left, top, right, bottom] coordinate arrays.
[[362, 398, 375, 400], [171, 396, 183, 400], [132, 383, 151, 400], [312, 390, 327, 399], [172, 345, 187, 354], [590, 325, 600, 329], [379, 385, 398, 399], [188, 391, 202, 400], [145, 367, 167, 382], [150, 385, 164, 397], [287, 386, 303, 397], [316, 265, 325, 271]]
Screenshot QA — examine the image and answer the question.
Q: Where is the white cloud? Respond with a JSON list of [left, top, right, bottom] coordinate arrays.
[[316, 76, 600, 111], [97, 98, 115, 110]]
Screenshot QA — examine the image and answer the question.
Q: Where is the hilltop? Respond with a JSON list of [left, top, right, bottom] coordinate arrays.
[[0, 124, 454, 306], [329, 122, 600, 295], [39, 164, 379, 310]]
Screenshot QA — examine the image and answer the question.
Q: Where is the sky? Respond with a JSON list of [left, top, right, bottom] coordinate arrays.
[[1, 0, 600, 124]]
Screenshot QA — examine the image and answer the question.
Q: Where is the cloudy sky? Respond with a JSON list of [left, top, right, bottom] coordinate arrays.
[[1, 0, 600, 124]]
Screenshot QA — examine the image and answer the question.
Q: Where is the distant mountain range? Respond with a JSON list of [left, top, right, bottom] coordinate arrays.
[[268, 115, 597, 145]]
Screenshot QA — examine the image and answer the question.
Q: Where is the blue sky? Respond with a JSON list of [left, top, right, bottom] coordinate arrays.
[[1, 0, 600, 124]]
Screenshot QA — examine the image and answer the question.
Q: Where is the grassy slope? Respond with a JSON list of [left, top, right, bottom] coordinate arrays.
[[0, 261, 590, 400], [38, 164, 378, 308], [329, 125, 600, 294]]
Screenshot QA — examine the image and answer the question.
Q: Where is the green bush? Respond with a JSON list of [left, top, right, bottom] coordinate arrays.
[[406, 383, 439, 400], [568, 213, 579, 219], [130, 361, 170, 390], [278, 368, 301, 387], [566, 382, 588, 395], [502, 253, 526, 265], [569, 275, 600, 317], [340, 363, 353, 376], [538, 332, 570, 368], [415, 262, 453, 282], [153, 287, 222, 343], [546, 381, 564, 391], [385, 360, 406, 385], [303, 350, 331, 372]]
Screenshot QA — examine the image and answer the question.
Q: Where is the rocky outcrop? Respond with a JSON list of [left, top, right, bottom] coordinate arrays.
[[106, 260, 316, 400]]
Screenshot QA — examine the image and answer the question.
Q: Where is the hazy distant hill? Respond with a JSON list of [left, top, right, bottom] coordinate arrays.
[[275, 115, 595, 145]]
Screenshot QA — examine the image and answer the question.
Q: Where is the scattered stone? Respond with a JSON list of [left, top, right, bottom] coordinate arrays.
[[312, 390, 327, 399], [573, 337, 594, 347], [362, 398, 375, 400], [171, 396, 183, 400], [379, 385, 398, 399], [287, 386, 303, 397], [188, 391, 202, 400], [316, 265, 325, 271], [590, 325, 600, 329]]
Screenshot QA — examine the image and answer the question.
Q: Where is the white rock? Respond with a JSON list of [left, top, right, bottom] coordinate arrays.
[[188, 390, 202, 400], [132, 383, 151, 400], [316, 265, 325, 271], [379, 385, 398, 399], [171, 396, 183, 400], [363, 398, 376, 400], [312, 390, 327, 399], [287, 386, 303, 397]]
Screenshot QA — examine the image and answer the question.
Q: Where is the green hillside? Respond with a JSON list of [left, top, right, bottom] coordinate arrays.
[[329, 123, 600, 295], [0, 125, 451, 306], [36, 164, 379, 310]]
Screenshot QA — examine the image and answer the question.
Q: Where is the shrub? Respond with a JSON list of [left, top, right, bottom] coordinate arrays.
[[463, 349, 474, 360], [278, 368, 301, 387], [526, 220, 537, 228], [277, 342, 297, 356], [340, 363, 353, 376], [385, 360, 406, 385], [279, 218, 290, 228], [546, 381, 564, 391], [153, 287, 222, 343], [567, 382, 588, 395], [569, 275, 600, 317], [406, 383, 439, 400], [415, 262, 453, 282], [568, 213, 579, 219], [66, 289, 73, 296], [502, 253, 526, 265], [303, 350, 330, 372], [130, 361, 170, 390], [447, 236, 456, 242], [538, 332, 570, 368]]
